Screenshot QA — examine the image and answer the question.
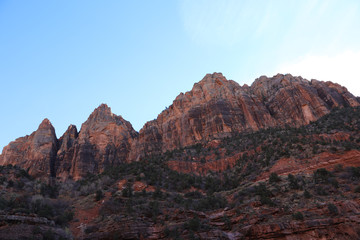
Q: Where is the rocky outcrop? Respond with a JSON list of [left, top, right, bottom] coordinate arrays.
[[130, 73, 276, 160], [0, 73, 359, 179], [56, 124, 78, 180], [0, 104, 138, 180], [257, 150, 360, 181], [131, 73, 359, 160], [67, 104, 138, 180], [0, 119, 57, 178]]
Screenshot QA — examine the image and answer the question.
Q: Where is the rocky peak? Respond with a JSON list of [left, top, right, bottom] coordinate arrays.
[[56, 125, 78, 180], [67, 104, 138, 180], [199, 72, 227, 85], [251, 74, 308, 99], [38, 118, 54, 129], [58, 125, 78, 150], [79, 104, 134, 136], [85, 103, 114, 124], [33, 119, 57, 147], [0, 118, 58, 178], [1, 73, 360, 180]]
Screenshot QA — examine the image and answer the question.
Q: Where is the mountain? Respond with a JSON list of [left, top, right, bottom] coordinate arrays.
[[56, 104, 138, 180], [0, 119, 57, 178], [0, 73, 359, 179], [130, 73, 359, 161], [0, 106, 359, 239], [0, 73, 360, 239]]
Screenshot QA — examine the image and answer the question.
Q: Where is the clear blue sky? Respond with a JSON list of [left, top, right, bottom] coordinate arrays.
[[1, 0, 360, 151]]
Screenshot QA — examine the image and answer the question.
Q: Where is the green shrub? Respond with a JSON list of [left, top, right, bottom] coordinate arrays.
[[313, 168, 332, 183], [40, 184, 58, 198], [95, 190, 104, 201], [122, 183, 133, 198], [184, 216, 200, 231], [292, 211, 304, 220], [185, 191, 203, 199], [288, 174, 300, 190], [328, 203, 338, 215], [269, 172, 281, 184], [303, 189, 312, 199]]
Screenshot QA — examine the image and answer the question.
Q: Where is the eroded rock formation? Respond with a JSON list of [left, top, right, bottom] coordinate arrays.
[[59, 104, 138, 180], [0, 119, 57, 178], [0, 73, 359, 179], [130, 73, 359, 160]]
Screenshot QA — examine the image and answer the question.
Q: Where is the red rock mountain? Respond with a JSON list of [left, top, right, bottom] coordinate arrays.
[[56, 104, 138, 180], [0, 119, 57, 178], [0, 73, 359, 179], [130, 73, 359, 160]]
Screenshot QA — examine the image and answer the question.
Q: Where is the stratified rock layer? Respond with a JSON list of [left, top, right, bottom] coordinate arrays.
[[0, 119, 57, 178], [56, 124, 78, 180], [130, 73, 359, 160], [62, 104, 138, 180], [0, 73, 359, 178]]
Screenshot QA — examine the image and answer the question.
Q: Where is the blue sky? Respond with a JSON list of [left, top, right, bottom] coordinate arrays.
[[1, 0, 360, 151]]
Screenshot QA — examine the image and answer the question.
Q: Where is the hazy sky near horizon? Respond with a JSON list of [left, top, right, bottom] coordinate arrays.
[[1, 0, 360, 151]]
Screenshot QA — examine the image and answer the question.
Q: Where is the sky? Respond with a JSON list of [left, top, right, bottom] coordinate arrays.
[[1, 0, 360, 151]]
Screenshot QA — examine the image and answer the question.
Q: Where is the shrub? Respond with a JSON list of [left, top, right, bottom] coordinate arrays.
[[42, 229, 56, 240], [255, 183, 275, 206], [194, 194, 228, 211], [40, 184, 58, 198], [55, 210, 74, 226], [95, 190, 104, 201], [222, 214, 232, 230], [313, 168, 332, 184], [185, 191, 203, 199], [303, 189, 312, 199], [288, 174, 300, 190], [122, 183, 133, 198], [292, 211, 304, 220], [7, 180, 14, 188], [315, 186, 329, 196], [269, 172, 281, 184], [328, 203, 338, 215], [152, 187, 163, 199], [184, 216, 200, 231]]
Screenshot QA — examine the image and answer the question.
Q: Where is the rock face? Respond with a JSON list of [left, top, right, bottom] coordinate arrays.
[[0, 73, 359, 179], [0, 119, 57, 178], [56, 124, 78, 180], [130, 73, 360, 160], [62, 104, 138, 180]]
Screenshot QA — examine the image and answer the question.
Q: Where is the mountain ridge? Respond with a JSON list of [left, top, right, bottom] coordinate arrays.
[[1, 72, 359, 179]]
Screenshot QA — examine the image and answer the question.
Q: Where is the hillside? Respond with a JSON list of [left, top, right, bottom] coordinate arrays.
[[0, 106, 359, 239], [1, 73, 359, 180]]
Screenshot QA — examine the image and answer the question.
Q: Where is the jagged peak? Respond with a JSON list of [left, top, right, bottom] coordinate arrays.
[[85, 103, 118, 123], [65, 124, 78, 135], [38, 118, 55, 130], [199, 72, 228, 85], [79, 104, 137, 137], [91, 103, 112, 115], [251, 73, 308, 90]]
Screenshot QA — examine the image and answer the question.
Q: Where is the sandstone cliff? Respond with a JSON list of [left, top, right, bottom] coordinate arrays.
[[58, 104, 138, 180], [0, 73, 359, 179], [0, 119, 57, 178], [130, 73, 359, 161]]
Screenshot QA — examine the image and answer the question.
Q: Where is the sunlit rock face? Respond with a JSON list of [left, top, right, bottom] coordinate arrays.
[[0, 119, 58, 178], [130, 73, 359, 161], [0, 73, 359, 179], [56, 124, 78, 180], [63, 104, 138, 180]]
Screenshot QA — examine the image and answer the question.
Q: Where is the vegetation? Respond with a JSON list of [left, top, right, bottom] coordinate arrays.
[[0, 107, 359, 238]]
